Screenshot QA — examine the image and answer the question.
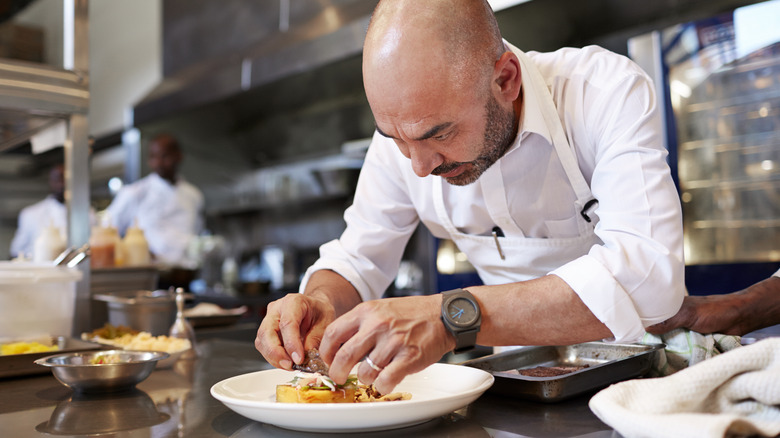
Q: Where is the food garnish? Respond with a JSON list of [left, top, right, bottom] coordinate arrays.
[[276, 371, 411, 403]]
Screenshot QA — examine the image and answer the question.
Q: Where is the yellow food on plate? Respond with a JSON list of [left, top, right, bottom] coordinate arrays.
[[87, 331, 190, 354], [1, 341, 59, 355], [276, 372, 411, 403], [276, 382, 357, 403]]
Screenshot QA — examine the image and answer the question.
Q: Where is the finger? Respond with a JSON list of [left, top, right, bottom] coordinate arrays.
[[277, 299, 308, 366], [320, 314, 369, 384], [645, 321, 671, 335], [370, 358, 422, 396], [318, 307, 363, 364], [356, 335, 402, 385], [255, 320, 292, 370], [255, 308, 293, 370]]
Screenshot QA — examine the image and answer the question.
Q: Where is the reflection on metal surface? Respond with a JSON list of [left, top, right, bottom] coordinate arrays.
[[35, 389, 170, 435], [228, 414, 490, 438]]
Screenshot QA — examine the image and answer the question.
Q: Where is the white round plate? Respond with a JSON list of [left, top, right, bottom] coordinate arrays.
[[210, 363, 494, 433]]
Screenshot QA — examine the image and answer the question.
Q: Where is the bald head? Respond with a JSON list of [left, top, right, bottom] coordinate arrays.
[[364, 0, 504, 102]]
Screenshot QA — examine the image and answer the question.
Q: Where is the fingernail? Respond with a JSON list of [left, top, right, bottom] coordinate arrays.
[[280, 359, 292, 369], [291, 352, 301, 364]]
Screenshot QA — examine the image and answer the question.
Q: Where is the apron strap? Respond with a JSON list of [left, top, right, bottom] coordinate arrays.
[[512, 46, 598, 226]]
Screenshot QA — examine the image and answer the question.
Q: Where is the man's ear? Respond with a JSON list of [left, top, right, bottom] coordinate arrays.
[[493, 52, 522, 103]]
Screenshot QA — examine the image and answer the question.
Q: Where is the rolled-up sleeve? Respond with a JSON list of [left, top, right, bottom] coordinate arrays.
[[551, 64, 685, 343]]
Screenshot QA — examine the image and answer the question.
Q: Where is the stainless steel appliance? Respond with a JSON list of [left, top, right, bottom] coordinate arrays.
[[628, 0, 780, 294]]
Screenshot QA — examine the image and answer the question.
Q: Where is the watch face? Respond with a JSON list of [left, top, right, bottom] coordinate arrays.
[[446, 297, 479, 328]]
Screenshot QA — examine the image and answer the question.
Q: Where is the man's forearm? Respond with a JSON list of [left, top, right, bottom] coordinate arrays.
[[469, 274, 613, 347], [304, 269, 363, 317], [735, 276, 780, 335]]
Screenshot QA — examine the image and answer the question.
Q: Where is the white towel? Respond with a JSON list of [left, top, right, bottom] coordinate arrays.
[[589, 337, 780, 438], [641, 329, 742, 377]]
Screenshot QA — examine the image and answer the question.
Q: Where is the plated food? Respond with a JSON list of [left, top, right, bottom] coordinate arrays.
[[210, 363, 495, 433], [81, 323, 191, 368], [276, 371, 412, 403]]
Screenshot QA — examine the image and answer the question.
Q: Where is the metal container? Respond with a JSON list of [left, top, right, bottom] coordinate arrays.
[[92, 290, 175, 336], [0, 336, 104, 378], [34, 350, 169, 393], [460, 342, 664, 403], [0, 262, 83, 338]]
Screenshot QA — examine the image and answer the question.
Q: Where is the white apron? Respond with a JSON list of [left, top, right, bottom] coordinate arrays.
[[433, 49, 601, 293]]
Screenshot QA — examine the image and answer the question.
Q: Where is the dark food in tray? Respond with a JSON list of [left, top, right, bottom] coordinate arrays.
[[513, 364, 590, 377], [460, 342, 663, 402]]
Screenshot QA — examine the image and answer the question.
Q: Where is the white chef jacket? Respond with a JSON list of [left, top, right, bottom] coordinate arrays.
[[10, 195, 67, 259], [301, 44, 685, 343], [106, 172, 204, 266]]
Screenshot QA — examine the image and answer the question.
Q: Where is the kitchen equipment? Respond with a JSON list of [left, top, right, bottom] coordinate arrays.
[[0, 262, 82, 338], [0, 336, 104, 378], [460, 342, 664, 402], [628, 1, 780, 294], [93, 290, 176, 336], [34, 350, 169, 393], [168, 287, 197, 358]]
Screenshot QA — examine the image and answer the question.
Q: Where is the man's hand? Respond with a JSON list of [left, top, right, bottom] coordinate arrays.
[[255, 293, 336, 370], [318, 294, 455, 395], [647, 276, 780, 337]]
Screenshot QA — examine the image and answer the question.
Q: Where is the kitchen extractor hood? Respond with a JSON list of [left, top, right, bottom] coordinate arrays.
[[133, 0, 379, 126]]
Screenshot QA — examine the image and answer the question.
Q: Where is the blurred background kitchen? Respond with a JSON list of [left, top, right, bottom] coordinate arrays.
[[0, 0, 777, 337]]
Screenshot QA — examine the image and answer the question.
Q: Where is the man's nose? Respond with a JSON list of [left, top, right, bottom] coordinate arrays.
[[408, 143, 443, 177]]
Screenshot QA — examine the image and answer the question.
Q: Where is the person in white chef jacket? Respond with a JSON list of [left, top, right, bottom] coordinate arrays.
[[10, 164, 68, 259], [255, 0, 686, 395], [105, 133, 204, 267]]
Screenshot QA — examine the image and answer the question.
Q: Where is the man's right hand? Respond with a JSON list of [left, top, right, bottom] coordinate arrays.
[[254, 292, 336, 370]]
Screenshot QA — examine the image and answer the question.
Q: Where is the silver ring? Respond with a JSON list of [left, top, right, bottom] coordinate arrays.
[[364, 356, 383, 372]]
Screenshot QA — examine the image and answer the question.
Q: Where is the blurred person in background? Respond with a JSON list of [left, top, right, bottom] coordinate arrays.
[[105, 133, 204, 266], [648, 268, 780, 336], [10, 164, 67, 259]]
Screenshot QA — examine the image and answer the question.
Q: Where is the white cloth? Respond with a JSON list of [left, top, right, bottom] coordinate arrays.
[[10, 196, 66, 259], [106, 173, 204, 266], [589, 338, 780, 438], [301, 44, 685, 342], [774, 268, 780, 277], [641, 329, 742, 377]]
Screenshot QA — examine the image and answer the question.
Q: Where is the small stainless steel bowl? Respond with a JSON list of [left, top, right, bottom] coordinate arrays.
[[34, 350, 169, 393]]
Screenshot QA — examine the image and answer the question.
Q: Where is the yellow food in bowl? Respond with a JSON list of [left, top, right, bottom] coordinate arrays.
[[1, 341, 59, 355]]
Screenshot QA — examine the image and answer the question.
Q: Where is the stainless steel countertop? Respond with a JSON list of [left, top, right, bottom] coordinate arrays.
[[0, 338, 618, 438]]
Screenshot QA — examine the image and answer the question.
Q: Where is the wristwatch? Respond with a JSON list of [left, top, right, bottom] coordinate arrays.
[[440, 288, 481, 354]]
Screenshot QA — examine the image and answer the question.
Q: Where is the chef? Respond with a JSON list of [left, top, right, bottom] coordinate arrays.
[[105, 133, 204, 266], [255, 0, 685, 395], [10, 164, 67, 259]]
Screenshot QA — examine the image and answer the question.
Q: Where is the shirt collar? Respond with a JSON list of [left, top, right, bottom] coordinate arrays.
[[503, 41, 554, 156]]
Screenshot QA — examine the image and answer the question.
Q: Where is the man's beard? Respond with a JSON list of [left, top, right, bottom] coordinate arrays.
[[432, 95, 516, 186]]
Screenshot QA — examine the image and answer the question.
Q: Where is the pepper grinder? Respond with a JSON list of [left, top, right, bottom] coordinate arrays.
[[169, 287, 198, 359]]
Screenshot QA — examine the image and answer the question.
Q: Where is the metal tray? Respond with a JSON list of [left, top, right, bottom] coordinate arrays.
[[0, 337, 105, 378], [460, 342, 664, 403]]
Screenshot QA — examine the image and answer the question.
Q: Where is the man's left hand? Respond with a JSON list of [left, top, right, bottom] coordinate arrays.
[[318, 294, 455, 395]]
